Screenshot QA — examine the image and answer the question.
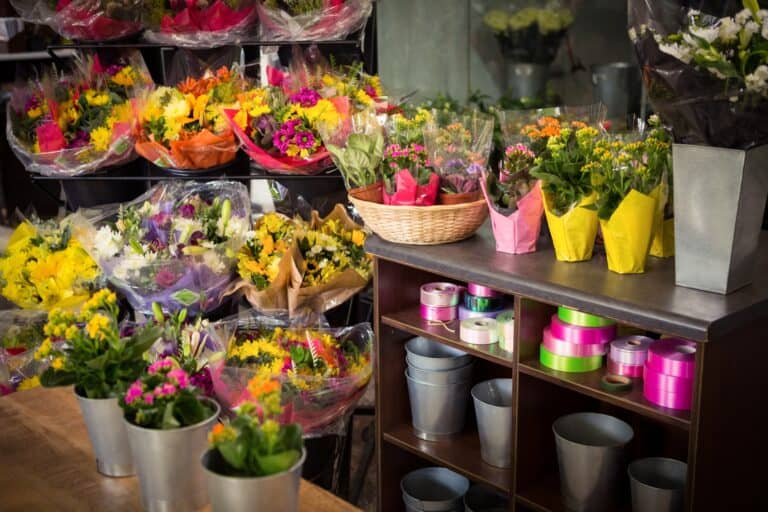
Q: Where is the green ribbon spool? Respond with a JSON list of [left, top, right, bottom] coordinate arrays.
[[464, 294, 503, 312], [600, 374, 633, 393], [557, 306, 615, 328], [539, 345, 603, 373]]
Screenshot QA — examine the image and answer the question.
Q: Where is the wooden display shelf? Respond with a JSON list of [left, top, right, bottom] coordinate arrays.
[[519, 359, 691, 430], [515, 471, 631, 512], [382, 308, 514, 368], [383, 423, 512, 493]]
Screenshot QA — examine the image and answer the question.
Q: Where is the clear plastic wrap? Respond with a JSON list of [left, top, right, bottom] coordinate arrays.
[[7, 51, 153, 177], [321, 109, 385, 190], [209, 311, 373, 435], [629, 0, 768, 148], [257, 0, 372, 41], [72, 181, 252, 316], [10, 0, 142, 41], [142, 0, 259, 48], [0, 310, 48, 395]]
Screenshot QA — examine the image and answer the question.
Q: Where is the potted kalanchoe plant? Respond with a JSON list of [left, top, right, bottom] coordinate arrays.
[[36, 289, 162, 477], [481, 143, 544, 254], [121, 357, 220, 511], [203, 375, 306, 512]]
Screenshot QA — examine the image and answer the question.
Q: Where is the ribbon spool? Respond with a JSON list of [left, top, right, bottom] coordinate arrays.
[[542, 327, 608, 358], [539, 345, 603, 373], [496, 310, 515, 353], [557, 306, 615, 327], [607, 358, 643, 378], [600, 374, 632, 392], [463, 293, 504, 312], [458, 305, 501, 320], [550, 315, 616, 345], [460, 318, 499, 345], [420, 304, 457, 322], [645, 338, 696, 379], [609, 336, 656, 366], [467, 283, 502, 298], [643, 377, 693, 410], [420, 282, 462, 307]]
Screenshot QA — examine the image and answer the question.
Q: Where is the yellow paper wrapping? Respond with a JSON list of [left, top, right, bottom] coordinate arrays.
[[600, 189, 657, 274], [649, 183, 675, 258], [543, 190, 598, 262]]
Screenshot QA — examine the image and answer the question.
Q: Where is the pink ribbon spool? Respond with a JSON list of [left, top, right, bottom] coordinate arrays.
[[607, 357, 643, 378], [458, 305, 500, 320], [467, 283, 502, 298], [609, 336, 655, 366], [643, 365, 693, 395], [645, 338, 697, 379], [549, 315, 616, 345], [420, 304, 457, 322], [643, 374, 693, 411], [420, 282, 462, 307], [542, 327, 607, 357]]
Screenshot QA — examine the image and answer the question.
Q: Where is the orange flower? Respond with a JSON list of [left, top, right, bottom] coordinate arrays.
[[247, 375, 280, 400]]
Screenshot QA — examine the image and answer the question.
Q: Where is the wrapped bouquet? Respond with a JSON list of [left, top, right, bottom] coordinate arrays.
[[143, 0, 259, 47], [10, 0, 142, 41], [0, 310, 48, 395], [7, 52, 152, 177], [257, 0, 373, 41], [211, 314, 373, 435], [136, 66, 245, 171], [74, 181, 252, 315]]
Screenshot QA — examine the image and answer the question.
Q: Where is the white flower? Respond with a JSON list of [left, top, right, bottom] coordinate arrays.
[[202, 251, 227, 274], [93, 226, 122, 259], [746, 65, 768, 94], [113, 252, 156, 281], [735, 9, 752, 26], [172, 218, 203, 243], [658, 42, 694, 64], [219, 216, 250, 241], [762, 20, 768, 40], [719, 17, 741, 42], [628, 27, 637, 41], [743, 20, 760, 40], [690, 25, 720, 43], [758, 10, 768, 21]]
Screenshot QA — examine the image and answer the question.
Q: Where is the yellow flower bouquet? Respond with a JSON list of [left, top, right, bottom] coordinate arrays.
[[0, 219, 101, 310]]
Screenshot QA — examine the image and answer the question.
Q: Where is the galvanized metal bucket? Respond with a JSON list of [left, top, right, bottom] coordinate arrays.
[[125, 399, 220, 512], [401, 467, 469, 512], [673, 144, 768, 294], [553, 412, 634, 512], [202, 448, 306, 512], [463, 484, 510, 512], [506, 63, 549, 101], [406, 361, 473, 385], [75, 391, 134, 477], [406, 369, 471, 440], [628, 457, 687, 512], [471, 379, 513, 469], [591, 62, 642, 123], [405, 337, 472, 371]]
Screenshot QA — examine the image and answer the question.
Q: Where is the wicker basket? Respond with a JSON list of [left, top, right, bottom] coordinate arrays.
[[349, 197, 488, 245]]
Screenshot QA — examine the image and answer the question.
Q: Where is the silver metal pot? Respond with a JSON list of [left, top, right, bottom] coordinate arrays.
[[471, 379, 513, 469], [405, 337, 472, 371], [406, 361, 473, 385], [463, 484, 509, 512], [401, 467, 469, 512], [75, 391, 134, 477], [628, 457, 687, 512], [406, 369, 470, 440], [505, 63, 549, 101]]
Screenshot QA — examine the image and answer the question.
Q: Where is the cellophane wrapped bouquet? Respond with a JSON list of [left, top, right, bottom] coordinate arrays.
[[483, 0, 574, 64], [629, 0, 768, 148], [211, 312, 373, 435], [10, 0, 142, 41], [7, 51, 152, 177], [136, 65, 247, 171], [0, 218, 102, 310], [143, 0, 259, 47], [0, 310, 48, 395], [74, 181, 252, 315], [257, 0, 373, 41]]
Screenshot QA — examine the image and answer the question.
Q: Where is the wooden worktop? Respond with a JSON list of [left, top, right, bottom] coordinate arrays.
[[0, 387, 360, 512]]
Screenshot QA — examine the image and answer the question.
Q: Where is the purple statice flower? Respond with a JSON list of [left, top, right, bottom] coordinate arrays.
[[105, 64, 122, 76], [120, 324, 136, 338], [66, 130, 90, 149], [466, 163, 485, 175], [190, 367, 214, 397], [295, 131, 316, 150], [178, 203, 195, 218], [288, 87, 321, 107], [24, 95, 40, 113], [189, 231, 205, 246], [155, 267, 178, 288]]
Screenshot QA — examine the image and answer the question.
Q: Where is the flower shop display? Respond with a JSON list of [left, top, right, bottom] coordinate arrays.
[[0, 310, 47, 396], [481, 143, 544, 254], [0, 219, 101, 311], [37, 289, 163, 476], [424, 112, 496, 205], [629, 0, 768, 293], [257, 0, 373, 41], [526, 116, 602, 262], [142, 0, 258, 47], [75, 181, 252, 315], [7, 51, 152, 177], [136, 66, 246, 172], [204, 375, 305, 512], [211, 315, 373, 435], [10, 0, 142, 41], [483, 1, 574, 64], [121, 357, 220, 510]]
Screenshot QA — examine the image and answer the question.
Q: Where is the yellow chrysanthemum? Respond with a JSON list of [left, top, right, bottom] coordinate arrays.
[[85, 90, 109, 107], [111, 66, 135, 87], [90, 126, 112, 152], [27, 107, 43, 119], [17, 376, 41, 391]]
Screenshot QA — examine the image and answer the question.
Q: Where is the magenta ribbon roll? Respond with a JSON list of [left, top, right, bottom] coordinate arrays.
[[643, 366, 693, 395], [458, 305, 500, 320], [609, 336, 656, 366], [542, 327, 607, 357], [420, 282, 462, 307], [607, 358, 643, 378], [467, 283, 502, 298], [645, 338, 696, 379], [549, 315, 616, 345], [420, 304, 457, 322], [643, 376, 693, 410]]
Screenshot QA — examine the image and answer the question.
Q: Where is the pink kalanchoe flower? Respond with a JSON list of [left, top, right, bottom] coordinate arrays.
[[167, 367, 190, 389], [154, 382, 178, 398], [143, 392, 155, 405], [148, 358, 175, 375], [125, 380, 144, 404]]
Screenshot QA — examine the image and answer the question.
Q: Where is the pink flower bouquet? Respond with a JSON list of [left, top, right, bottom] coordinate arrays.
[[143, 0, 258, 47], [257, 0, 372, 41]]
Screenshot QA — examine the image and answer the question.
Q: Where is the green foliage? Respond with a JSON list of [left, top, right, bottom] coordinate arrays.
[[326, 131, 384, 189]]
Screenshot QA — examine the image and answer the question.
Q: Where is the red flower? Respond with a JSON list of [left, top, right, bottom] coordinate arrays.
[[37, 122, 66, 153]]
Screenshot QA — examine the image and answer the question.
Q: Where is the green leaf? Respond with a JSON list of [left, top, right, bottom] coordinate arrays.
[[172, 289, 201, 307], [255, 450, 302, 476], [40, 368, 77, 388], [217, 440, 249, 472], [162, 401, 181, 430]]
